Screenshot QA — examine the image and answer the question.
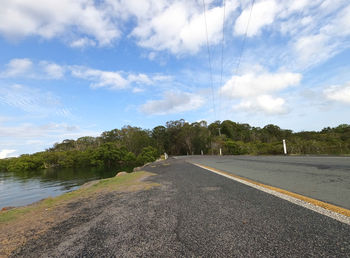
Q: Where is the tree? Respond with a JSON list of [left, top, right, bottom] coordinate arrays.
[[152, 126, 168, 154], [137, 146, 158, 164], [2, 120, 350, 173]]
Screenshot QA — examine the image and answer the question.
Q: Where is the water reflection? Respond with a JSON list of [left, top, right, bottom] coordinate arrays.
[[0, 167, 118, 208]]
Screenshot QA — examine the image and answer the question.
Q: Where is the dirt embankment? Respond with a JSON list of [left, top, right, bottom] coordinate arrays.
[[0, 171, 158, 257]]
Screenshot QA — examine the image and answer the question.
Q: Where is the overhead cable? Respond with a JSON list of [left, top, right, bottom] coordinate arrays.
[[202, 0, 216, 121]]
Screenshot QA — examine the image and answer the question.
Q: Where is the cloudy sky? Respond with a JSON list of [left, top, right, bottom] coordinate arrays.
[[1, 0, 350, 158]]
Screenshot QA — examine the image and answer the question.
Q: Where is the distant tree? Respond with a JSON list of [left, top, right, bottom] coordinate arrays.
[[2, 120, 350, 173]]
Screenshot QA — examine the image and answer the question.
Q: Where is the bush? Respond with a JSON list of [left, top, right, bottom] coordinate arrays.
[[224, 140, 248, 155], [0, 159, 10, 172], [255, 142, 283, 155], [137, 146, 158, 165]]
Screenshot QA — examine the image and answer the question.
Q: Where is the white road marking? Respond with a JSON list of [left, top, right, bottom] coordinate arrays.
[[193, 163, 350, 226]]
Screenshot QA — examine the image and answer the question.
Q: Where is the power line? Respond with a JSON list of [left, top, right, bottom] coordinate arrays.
[[233, 0, 255, 77], [218, 0, 254, 123], [220, 0, 254, 132], [202, 0, 216, 121], [219, 0, 226, 123], [202, 0, 255, 125]]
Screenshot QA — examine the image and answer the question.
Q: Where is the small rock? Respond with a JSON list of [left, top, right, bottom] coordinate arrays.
[[133, 167, 141, 172], [80, 180, 99, 189], [1, 206, 15, 211], [116, 171, 128, 177]]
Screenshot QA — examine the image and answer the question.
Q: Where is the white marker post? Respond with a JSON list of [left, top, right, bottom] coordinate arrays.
[[283, 139, 287, 155], [201, 150, 203, 155], [219, 148, 222, 156]]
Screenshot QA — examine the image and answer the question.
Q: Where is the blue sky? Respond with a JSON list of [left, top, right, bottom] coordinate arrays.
[[1, 0, 350, 158]]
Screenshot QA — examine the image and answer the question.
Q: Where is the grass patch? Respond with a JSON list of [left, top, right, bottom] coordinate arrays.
[[90, 171, 159, 192], [0, 171, 157, 224], [0, 207, 33, 223]]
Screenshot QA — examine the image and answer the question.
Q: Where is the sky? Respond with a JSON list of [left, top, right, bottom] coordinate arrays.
[[0, 0, 350, 158]]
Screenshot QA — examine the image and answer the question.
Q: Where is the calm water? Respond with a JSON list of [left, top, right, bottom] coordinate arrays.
[[0, 167, 117, 209]]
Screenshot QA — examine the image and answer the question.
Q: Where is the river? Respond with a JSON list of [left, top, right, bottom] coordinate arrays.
[[0, 167, 118, 209]]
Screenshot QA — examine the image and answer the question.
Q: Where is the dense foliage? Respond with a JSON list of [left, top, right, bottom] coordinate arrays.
[[1, 120, 349, 172]]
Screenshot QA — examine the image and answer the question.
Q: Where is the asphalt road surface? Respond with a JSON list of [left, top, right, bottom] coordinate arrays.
[[13, 158, 350, 257], [186, 155, 350, 209]]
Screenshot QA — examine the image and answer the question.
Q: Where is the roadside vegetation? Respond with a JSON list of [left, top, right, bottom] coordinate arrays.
[[1, 120, 349, 172]]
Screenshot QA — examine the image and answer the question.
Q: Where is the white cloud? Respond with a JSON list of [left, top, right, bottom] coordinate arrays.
[[291, 3, 350, 69], [0, 0, 238, 53], [219, 70, 300, 116], [227, 0, 350, 73], [279, 15, 313, 36], [70, 66, 170, 90], [39, 61, 65, 79], [0, 0, 348, 66], [229, 0, 350, 73], [234, 0, 279, 37], [324, 82, 350, 104], [0, 116, 12, 123], [321, 2, 350, 37], [0, 122, 101, 155], [0, 0, 120, 46], [141, 91, 204, 115], [294, 34, 335, 67], [148, 52, 157, 60], [220, 71, 301, 98], [71, 67, 128, 90], [127, 73, 153, 85], [0, 123, 79, 138], [234, 95, 288, 115], [131, 0, 238, 54], [0, 84, 71, 117], [1, 58, 65, 79], [0, 149, 16, 159], [1, 58, 170, 92], [234, 0, 324, 37], [70, 37, 97, 48], [1, 58, 33, 77], [293, 35, 337, 70], [132, 87, 144, 93], [152, 74, 173, 82]]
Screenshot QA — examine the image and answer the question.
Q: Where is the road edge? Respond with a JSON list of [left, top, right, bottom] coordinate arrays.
[[191, 162, 350, 225]]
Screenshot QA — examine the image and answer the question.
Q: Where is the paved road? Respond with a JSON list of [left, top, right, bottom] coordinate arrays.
[[186, 155, 350, 209], [13, 158, 350, 257]]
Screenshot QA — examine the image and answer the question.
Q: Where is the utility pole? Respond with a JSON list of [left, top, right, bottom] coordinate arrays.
[[283, 139, 287, 155], [218, 127, 222, 156]]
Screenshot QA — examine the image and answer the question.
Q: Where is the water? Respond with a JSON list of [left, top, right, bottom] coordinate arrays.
[[0, 167, 118, 209]]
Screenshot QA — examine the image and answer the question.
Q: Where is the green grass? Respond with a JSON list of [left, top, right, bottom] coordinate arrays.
[[0, 207, 33, 223]]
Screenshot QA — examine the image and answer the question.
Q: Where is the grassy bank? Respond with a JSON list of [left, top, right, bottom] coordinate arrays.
[[0, 171, 158, 223]]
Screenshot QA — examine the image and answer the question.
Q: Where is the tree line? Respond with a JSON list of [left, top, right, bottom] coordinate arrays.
[[1, 119, 349, 172]]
